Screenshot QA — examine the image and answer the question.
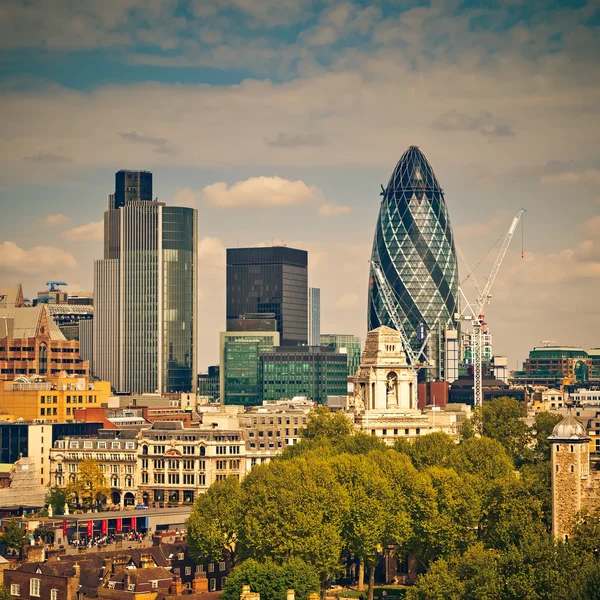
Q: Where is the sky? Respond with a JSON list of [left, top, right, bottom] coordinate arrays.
[[0, 0, 599, 372]]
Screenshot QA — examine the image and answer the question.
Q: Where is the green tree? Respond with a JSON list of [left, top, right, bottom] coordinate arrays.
[[0, 588, 12, 600], [0, 519, 27, 550], [409, 467, 480, 568], [402, 432, 457, 469], [66, 459, 109, 509], [449, 436, 514, 484], [334, 432, 387, 455], [45, 487, 68, 515], [331, 454, 406, 599], [407, 544, 502, 600], [481, 397, 530, 465], [239, 456, 348, 593], [530, 411, 562, 462], [300, 406, 353, 441], [187, 476, 243, 565], [221, 558, 320, 600]]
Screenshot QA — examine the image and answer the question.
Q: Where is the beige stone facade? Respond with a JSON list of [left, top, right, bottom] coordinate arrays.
[[550, 412, 600, 539]]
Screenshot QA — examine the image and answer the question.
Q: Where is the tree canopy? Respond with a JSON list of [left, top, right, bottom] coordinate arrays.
[[0, 519, 27, 550], [66, 459, 109, 508], [187, 400, 592, 600]]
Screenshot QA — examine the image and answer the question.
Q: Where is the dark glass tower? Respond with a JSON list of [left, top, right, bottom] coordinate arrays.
[[113, 170, 153, 209], [368, 146, 459, 379], [227, 246, 308, 346]]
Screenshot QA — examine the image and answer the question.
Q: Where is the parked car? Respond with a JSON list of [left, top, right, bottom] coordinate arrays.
[[135, 504, 149, 510]]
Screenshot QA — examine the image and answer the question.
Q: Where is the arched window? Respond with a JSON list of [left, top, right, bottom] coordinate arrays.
[[142, 445, 148, 455], [199, 446, 206, 457]]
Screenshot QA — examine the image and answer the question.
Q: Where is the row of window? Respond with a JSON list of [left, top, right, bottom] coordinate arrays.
[[10, 580, 56, 598]]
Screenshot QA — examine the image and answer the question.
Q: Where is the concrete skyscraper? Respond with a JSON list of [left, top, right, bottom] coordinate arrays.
[[226, 246, 308, 346], [368, 146, 459, 381], [94, 170, 197, 393]]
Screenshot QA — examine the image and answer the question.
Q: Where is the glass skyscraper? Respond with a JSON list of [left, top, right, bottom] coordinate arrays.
[[227, 246, 308, 346], [368, 146, 459, 380], [94, 171, 197, 393]]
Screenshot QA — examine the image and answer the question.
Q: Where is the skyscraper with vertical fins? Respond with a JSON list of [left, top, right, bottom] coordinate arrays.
[[368, 146, 459, 381], [94, 170, 197, 393]]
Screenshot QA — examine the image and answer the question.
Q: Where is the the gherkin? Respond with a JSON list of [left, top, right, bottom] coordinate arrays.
[[368, 146, 459, 379]]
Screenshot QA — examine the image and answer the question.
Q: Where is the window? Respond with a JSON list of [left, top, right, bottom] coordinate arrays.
[[185, 567, 192, 575], [178, 552, 185, 560], [196, 565, 205, 574], [219, 561, 226, 571], [51, 589, 59, 600], [209, 579, 216, 592], [151, 581, 158, 589], [30, 578, 41, 597], [208, 563, 214, 572], [10, 584, 19, 596], [98, 442, 106, 449]]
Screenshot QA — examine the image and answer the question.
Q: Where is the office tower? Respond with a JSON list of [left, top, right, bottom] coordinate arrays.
[[259, 346, 347, 404], [220, 331, 280, 406], [113, 169, 153, 209], [94, 171, 197, 394], [320, 333, 362, 377], [308, 287, 321, 346], [368, 146, 459, 381], [227, 246, 308, 346]]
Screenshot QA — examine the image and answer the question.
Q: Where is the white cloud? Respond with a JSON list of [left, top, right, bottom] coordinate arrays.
[[194, 177, 324, 209], [541, 168, 600, 186], [61, 221, 104, 241], [318, 203, 352, 217], [583, 215, 600, 238], [0, 241, 77, 275], [44, 213, 69, 226], [198, 236, 226, 264]]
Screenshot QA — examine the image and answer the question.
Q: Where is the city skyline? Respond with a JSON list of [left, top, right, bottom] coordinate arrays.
[[0, 0, 598, 370]]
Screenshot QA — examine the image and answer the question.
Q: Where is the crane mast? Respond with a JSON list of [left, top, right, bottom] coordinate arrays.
[[370, 261, 433, 367], [462, 209, 525, 407]]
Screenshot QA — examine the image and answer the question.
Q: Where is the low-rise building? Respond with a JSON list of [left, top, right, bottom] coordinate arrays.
[[49, 430, 139, 507], [0, 375, 110, 423], [137, 422, 245, 506]]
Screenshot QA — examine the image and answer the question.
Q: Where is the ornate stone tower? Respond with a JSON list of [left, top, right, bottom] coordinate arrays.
[[354, 326, 418, 412], [549, 411, 590, 540]]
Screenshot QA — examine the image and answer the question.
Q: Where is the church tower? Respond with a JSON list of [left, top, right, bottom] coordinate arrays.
[[549, 411, 590, 540], [354, 326, 418, 412]]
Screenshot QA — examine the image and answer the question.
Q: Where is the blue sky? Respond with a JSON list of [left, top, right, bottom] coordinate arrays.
[[0, 0, 599, 370]]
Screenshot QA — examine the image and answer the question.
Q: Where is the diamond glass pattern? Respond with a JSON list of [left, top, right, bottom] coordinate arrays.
[[368, 146, 459, 353]]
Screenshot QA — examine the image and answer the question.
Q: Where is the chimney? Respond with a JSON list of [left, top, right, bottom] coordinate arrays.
[[192, 572, 208, 593], [23, 545, 45, 563], [240, 584, 260, 600], [67, 563, 81, 599], [170, 575, 183, 595], [287, 590, 295, 600], [140, 553, 153, 568]]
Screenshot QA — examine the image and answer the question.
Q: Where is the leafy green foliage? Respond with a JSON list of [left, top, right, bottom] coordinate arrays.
[[187, 476, 242, 565], [45, 487, 68, 515], [0, 519, 27, 550], [0, 588, 13, 600], [300, 406, 353, 441], [188, 399, 600, 598], [239, 457, 348, 586], [221, 558, 320, 600]]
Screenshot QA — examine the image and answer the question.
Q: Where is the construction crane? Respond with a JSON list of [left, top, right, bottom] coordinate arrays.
[[46, 281, 67, 292], [370, 261, 432, 367], [458, 209, 526, 407]]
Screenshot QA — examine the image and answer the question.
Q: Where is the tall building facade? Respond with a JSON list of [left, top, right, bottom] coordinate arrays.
[[94, 171, 197, 394], [368, 146, 459, 381], [308, 288, 321, 346], [226, 247, 308, 346], [320, 333, 362, 378]]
